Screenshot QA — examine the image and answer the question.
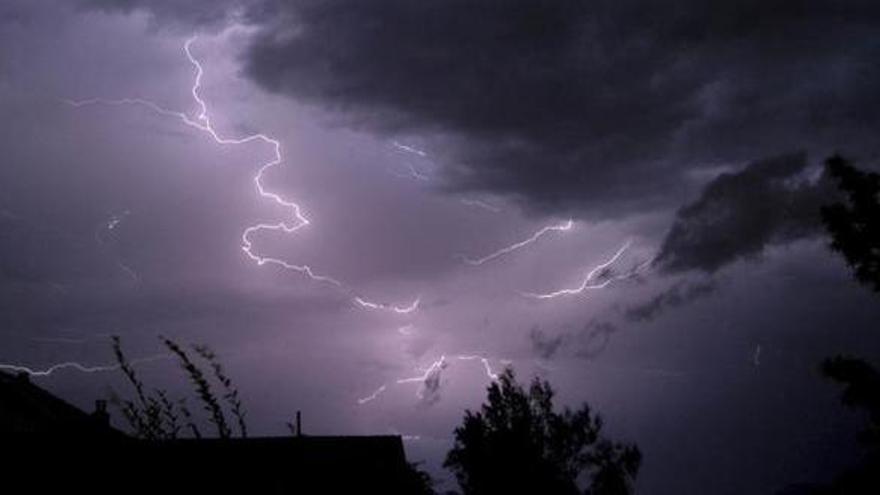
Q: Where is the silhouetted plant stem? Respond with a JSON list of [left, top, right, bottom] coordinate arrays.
[[194, 345, 248, 438], [161, 336, 231, 439]]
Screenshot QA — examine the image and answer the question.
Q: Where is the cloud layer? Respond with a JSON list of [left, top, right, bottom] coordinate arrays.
[[655, 153, 834, 273], [77, 0, 880, 216]]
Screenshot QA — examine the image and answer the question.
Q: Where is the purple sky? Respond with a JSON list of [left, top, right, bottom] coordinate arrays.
[[2, 2, 880, 493]]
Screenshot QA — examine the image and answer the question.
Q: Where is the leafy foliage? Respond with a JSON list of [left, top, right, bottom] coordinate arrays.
[[784, 156, 880, 494], [401, 462, 436, 495], [822, 356, 880, 447], [820, 155, 880, 292], [445, 368, 640, 494]]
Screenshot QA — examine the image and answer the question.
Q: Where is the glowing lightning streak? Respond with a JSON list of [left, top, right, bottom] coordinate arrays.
[[183, 37, 342, 288], [357, 384, 387, 405], [395, 356, 448, 385], [67, 37, 417, 313], [391, 141, 428, 157], [460, 198, 502, 213], [455, 354, 500, 380], [0, 354, 167, 378], [357, 354, 502, 405], [354, 296, 420, 314], [458, 219, 574, 266], [522, 240, 637, 299]]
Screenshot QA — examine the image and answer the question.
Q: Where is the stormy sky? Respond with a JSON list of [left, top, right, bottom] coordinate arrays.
[[2, 1, 880, 492]]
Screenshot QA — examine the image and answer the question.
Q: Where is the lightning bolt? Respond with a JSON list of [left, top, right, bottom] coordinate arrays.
[[391, 141, 428, 157], [454, 354, 500, 381], [388, 141, 431, 181], [357, 384, 388, 405], [356, 353, 503, 405], [0, 354, 167, 378], [522, 240, 646, 299], [353, 296, 420, 314], [457, 219, 574, 266], [395, 355, 448, 385], [460, 198, 502, 213], [66, 37, 416, 314]]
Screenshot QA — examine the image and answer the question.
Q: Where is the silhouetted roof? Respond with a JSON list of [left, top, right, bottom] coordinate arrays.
[[1, 370, 418, 494], [0, 370, 117, 436]]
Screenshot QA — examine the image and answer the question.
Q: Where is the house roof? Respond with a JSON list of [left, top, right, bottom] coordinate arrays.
[[0, 369, 117, 436], [1, 370, 422, 494]]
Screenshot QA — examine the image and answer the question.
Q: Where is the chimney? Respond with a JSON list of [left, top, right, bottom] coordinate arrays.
[[296, 410, 302, 437], [91, 400, 110, 428]]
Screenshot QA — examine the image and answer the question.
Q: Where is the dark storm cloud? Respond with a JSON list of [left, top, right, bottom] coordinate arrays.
[[240, 0, 880, 215], [80, 0, 243, 29], [529, 326, 565, 360], [655, 153, 835, 274], [529, 319, 619, 361], [573, 319, 620, 359], [624, 279, 717, 322], [74, 0, 880, 215]]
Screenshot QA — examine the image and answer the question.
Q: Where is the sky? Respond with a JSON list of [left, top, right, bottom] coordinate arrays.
[[2, 1, 880, 493]]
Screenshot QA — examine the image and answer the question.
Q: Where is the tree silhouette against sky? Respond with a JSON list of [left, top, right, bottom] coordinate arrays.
[[821, 155, 880, 293], [445, 368, 640, 495], [785, 155, 880, 494]]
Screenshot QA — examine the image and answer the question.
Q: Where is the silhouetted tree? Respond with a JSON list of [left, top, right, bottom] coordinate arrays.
[[777, 156, 880, 494], [822, 357, 880, 448], [402, 461, 437, 495], [820, 155, 880, 292], [444, 368, 640, 494], [787, 354, 880, 494]]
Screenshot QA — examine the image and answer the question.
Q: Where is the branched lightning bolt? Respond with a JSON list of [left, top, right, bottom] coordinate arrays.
[[356, 353, 503, 405], [66, 37, 416, 314], [457, 219, 574, 266], [395, 355, 449, 385], [522, 240, 647, 299]]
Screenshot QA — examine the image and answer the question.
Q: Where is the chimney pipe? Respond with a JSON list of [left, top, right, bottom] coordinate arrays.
[[296, 410, 302, 437], [92, 400, 110, 428]]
